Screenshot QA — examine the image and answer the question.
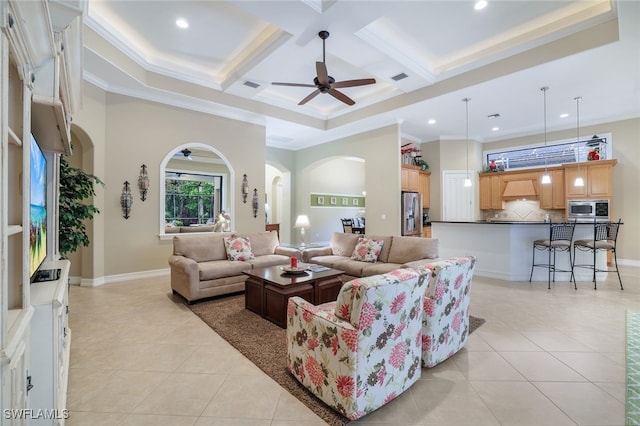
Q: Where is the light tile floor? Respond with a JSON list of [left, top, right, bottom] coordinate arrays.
[[67, 265, 639, 425]]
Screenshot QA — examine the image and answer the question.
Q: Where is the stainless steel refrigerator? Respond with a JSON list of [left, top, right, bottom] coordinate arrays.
[[401, 191, 423, 236]]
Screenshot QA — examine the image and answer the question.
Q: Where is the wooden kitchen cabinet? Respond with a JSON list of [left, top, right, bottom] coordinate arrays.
[[419, 171, 431, 208], [539, 169, 565, 209], [479, 174, 503, 210], [401, 165, 420, 192], [423, 226, 432, 238], [564, 160, 615, 199]]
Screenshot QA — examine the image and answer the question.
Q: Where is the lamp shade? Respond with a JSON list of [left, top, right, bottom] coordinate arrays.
[[294, 215, 310, 228]]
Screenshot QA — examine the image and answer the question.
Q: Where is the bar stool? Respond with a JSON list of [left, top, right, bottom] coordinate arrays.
[[529, 221, 577, 289], [572, 219, 623, 290]]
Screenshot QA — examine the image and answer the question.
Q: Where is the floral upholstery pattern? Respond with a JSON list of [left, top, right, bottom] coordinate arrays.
[[286, 268, 429, 420], [414, 256, 477, 368], [222, 236, 255, 261], [350, 237, 384, 262]]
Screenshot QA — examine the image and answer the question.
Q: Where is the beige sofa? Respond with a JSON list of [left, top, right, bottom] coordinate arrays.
[[169, 231, 300, 303], [302, 232, 439, 280]]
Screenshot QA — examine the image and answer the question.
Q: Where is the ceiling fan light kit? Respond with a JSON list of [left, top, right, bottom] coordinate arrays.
[[272, 31, 376, 106]]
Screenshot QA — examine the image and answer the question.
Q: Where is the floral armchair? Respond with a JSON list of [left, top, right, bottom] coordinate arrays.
[[416, 256, 477, 368], [286, 268, 429, 420]]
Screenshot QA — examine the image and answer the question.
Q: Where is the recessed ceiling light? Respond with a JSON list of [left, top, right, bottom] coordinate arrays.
[[474, 0, 488, 10], [176, 18, 189, 29], [560, 113, 569, 118], [428, 119, 436, 125], [492, 126, 500, 131]]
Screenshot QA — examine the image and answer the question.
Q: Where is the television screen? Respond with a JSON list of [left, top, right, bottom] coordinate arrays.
[[29, 134, 47, 279]]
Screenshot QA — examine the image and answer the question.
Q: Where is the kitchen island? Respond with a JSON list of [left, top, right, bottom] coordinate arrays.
[[432, 221, 607, 283]]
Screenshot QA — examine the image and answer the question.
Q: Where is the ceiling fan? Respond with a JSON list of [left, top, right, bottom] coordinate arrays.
[[272, 30, 376, 106]]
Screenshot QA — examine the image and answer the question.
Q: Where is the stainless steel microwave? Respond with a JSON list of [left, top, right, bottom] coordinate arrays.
[[567, 199, 610, 222]]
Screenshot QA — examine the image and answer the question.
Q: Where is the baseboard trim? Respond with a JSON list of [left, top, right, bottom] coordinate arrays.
[[79, 268, 170, 287], [619, 259, 640, 268]]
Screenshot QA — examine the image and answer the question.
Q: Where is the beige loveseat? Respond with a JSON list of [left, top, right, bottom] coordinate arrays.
[[302, 232, 439, 280], [169, 231, 300, 303]]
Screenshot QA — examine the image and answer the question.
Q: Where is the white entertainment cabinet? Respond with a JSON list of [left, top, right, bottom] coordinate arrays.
[[29, 260, 70, 425], [1, 1, 81, 425]]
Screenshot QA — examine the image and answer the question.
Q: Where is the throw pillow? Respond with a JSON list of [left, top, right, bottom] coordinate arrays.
[[350, 237, 384, 262], [223, 236, 255, 261]]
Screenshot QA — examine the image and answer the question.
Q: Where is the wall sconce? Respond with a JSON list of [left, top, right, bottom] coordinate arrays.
[[120, 181, 133, 219], [138, 164, 150, 201], [252, 188, 259, 218], [241, 174, 249, 203]]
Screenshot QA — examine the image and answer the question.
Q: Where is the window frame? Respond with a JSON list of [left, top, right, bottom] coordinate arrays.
[[159, 143, 234, 239], [483, 133, 612, 172]]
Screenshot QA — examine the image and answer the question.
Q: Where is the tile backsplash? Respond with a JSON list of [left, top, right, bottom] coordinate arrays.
[[482, 200, 565, 222]]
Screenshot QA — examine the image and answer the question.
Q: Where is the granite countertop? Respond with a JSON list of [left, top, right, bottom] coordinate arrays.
[[431, 220, 612, 225], [431, 220, 548, 225]]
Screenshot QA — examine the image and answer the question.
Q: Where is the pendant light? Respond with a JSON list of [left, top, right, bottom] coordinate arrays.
[[574, 96, 585, 187], [540, 87, 551, 185], [463, 97, 472, 187]]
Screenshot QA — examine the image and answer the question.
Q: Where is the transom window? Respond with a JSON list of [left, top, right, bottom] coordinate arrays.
[[485, 135, 609, 171]]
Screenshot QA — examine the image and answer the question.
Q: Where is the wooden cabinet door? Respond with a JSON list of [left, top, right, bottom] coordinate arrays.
[[539, 172, 553, 209], [419, 172, 430, 208], [490, 175, 503, 209], [539, 170, 565, 209], [401, 168, 410, 191], [479, 175, 491, 209], [480, 175, 502, 209], [551, 170, 565, 208], [588, 163, 613, 197], [564, 166, 588, 198], [408, 169, 420, 191]]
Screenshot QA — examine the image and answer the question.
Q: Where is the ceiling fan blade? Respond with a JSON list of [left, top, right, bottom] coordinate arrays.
[[331, 78, 376, 89], [328, 88, 355, 105], [316, 61, 329, 85], [298, 89, 321, 105], [272, 82, 317, 88]]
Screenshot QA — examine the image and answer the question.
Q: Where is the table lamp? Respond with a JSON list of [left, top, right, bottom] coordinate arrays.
[[294, 215, 310, 247]]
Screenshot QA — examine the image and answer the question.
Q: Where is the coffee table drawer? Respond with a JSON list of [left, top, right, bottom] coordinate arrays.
[[264, 283, 313, 328]]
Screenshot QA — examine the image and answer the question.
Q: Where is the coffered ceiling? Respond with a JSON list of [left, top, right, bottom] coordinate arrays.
[[82, 0, 640, 150]]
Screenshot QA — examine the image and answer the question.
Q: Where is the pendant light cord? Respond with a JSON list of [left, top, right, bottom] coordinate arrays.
[[575, 96, 582, 169], [542, 87, 548, 171]]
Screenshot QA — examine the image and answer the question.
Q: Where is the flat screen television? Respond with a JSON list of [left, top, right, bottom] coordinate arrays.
[[29, 134, 47, 281]]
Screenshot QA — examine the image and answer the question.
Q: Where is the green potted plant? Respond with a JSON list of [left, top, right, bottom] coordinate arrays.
[[58, 154, 104, 257]]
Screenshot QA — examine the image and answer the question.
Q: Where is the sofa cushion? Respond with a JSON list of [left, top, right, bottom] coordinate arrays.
[[173, 234, 228, 262], [224, 236, 255, 261], [235, 231, 279, 257], [306, 255, 350, 270], [246, 254, 290, 269], [329, 232, 360, 257], [199, 260, 251, 281], [328, 259, 369, 277], [387, 237, 439, 264], [351, 237, 384, 262]]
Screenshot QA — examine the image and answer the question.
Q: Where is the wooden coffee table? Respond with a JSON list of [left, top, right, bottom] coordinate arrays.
[[243, 264, 343, 328]]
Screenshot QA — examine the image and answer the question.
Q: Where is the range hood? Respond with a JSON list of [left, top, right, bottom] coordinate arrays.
[[502, 179, 538, 199]]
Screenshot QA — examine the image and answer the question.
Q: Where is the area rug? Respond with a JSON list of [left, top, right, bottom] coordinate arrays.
[[189, 294, 486, 425]]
